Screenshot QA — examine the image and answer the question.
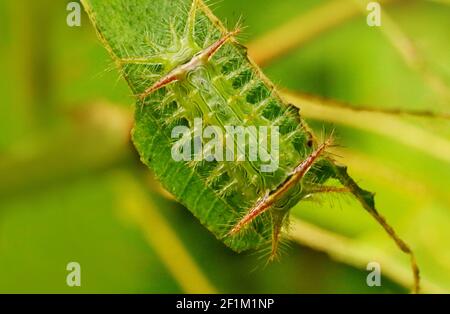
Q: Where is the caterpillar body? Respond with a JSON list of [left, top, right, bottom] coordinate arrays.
[[82, 0, 420, 291]]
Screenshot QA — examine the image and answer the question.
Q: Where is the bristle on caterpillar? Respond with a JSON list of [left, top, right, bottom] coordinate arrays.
[[227, 137, 334, 258]]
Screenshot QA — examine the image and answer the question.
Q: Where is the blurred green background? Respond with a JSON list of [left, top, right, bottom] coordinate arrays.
[[0, 0, 449, 293]]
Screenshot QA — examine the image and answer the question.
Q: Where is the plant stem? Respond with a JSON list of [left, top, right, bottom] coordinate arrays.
[[115, 172, 218, 294], [247, 0, 401, 67], [290, 218, 443, 293], [283, 90, 450, 164]]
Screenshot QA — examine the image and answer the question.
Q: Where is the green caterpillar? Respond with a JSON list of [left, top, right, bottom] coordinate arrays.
[[82, 0, 420, 292]]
